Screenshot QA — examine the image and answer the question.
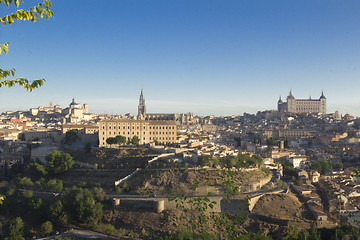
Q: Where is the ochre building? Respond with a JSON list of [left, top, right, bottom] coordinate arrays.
[[99, 119, 177, 147]]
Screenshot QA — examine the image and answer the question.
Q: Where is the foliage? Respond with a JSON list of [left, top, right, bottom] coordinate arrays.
[[20, 190, 33, 199], [44, 179, 63, 192], [17, 176, 34, 188], [40, 221, 53, 236], [130, 135, 140, 145], [46, 150, 74, 174], [5, 217, 24, 240], [115, 135, 127, 146], [198, 153, 263, 168], [0, 0, 53, 91], [198, 155, 216, 167], [49, 200, 63, 219], [168, 169, 252, 239], [28, 160, 47, 178], [168, 181, 217, 239], [95, 223, 127, 237], [65, 129, 79, 143], [8, 162, 24, 177], [106, 137, 116, 146], [280, 160, 297, 178], [310, 160, 335, 173], [92, 186, 105, 201], [62, 186, 103, 226], [265, 137, 278, 148]]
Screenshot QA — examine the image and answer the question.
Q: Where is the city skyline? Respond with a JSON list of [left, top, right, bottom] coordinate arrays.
[[1, 1, 360, 116]]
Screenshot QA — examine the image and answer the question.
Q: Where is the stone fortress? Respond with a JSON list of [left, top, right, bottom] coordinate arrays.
[[277, 90, 326, 114]]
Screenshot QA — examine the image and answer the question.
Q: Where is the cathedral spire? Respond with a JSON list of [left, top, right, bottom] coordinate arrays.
[[138, 89, 146, 120]]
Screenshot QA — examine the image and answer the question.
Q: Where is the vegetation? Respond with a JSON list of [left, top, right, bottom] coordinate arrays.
[[310, 160, 343, 173], [198, 153, 263, 168], [115, 135, 127, 146], [107, 135, 140, 147], [39, 221, 53, 235], [65, 129, 79, 143], [265, 137, 279, 148], [130, 135, 140, 146], [46, 150, 74, 175], [0, 0, 53, 91], [280, 160, 297, 178], [62, 186, 103, 226], [28, 160, 47, 178], [5, 217, 24, 240]]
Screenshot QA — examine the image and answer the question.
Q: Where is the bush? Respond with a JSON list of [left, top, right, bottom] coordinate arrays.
[[46, 150, 74, 175], [44, 179, 63, 192], [40, 221, 53, 235], [62, 186, 103, 226], [17, 177, 34, 188], [20, 190, 33, 199], [6, 217, 24, 240]]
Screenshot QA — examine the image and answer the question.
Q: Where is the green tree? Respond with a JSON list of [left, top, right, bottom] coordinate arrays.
[[310, 160, 332, 173], [17, 176, 33, 188], [131, 135, 140, 146], [92, 186, 105, 201], [49, 200, 63, 220], [115, 135, 126, 148], [62, 186, 103, 226], [28, 160, 47, 178], [46, 150, 74, 174], [6, 217, 24, 240], [0, 0, 53, 91], [198, 155, 215, 167], [65, 129, 79, 143], [106, 137, 116, 147], [44, 179, 63, 192], [40, 221, 53, 236]]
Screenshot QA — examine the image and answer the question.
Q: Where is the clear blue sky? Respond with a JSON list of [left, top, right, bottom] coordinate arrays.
[[1, 0, 360, 116]]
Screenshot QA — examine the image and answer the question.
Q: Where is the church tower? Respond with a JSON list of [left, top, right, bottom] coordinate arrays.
[[137, 89, 146, 120]]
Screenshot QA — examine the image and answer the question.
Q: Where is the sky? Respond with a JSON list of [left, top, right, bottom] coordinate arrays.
[[1, 0, 360, 116]]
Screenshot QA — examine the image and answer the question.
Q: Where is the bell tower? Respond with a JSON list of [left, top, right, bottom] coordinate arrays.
[[137, 89, 146, 120]]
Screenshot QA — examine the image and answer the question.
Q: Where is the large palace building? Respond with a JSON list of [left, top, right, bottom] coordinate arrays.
[[98, 119, 177, 147], [277, 90, 326, 114]]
